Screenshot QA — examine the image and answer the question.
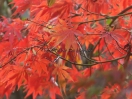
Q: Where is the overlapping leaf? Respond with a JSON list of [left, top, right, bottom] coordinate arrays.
[[50, 19, 83, 55], [52, 63, 72, 93]]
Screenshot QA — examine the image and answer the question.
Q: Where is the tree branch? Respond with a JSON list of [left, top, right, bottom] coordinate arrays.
[[109, 5, 132, 27], [73, 12, 132, 25], [48, 48, 126, 68], [1, 43, 47, 68]]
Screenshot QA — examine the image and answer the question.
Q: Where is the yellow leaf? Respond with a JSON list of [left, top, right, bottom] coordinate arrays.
[[47, 0, 56, 7]]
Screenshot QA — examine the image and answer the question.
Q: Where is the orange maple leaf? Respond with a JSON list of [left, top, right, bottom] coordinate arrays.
[[50, 19, 83, 55], [52, 63, 72, 93]]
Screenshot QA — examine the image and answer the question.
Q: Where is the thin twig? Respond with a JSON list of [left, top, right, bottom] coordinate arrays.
[[75, 35, 96, 62], [104, 38, 122, 66]]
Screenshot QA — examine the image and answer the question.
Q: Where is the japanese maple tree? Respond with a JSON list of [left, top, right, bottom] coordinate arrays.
[[0, 0, 132, 99]]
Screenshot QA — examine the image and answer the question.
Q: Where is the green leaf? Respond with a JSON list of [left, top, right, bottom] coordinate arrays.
[[118, 64, 124, 72], [47, 0, 56, 7], [106, 19, 112, 25], [93, 51, 100, 57]]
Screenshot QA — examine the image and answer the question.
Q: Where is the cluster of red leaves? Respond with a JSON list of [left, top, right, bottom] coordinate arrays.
[[0, 0, 132, 99]]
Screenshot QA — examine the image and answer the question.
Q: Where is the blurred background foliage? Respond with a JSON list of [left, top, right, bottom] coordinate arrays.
[[0, 0, 12, 17], [0, 0, 29, 19]]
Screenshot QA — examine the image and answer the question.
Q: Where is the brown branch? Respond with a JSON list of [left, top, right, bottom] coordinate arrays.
[[48, 48, 126, 67], [1, 43, 47, 68], [73, 12, 132, 25], [2, 41, 127, 68], [80, 6, 108, 17], [109, 5, 132, 27]]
